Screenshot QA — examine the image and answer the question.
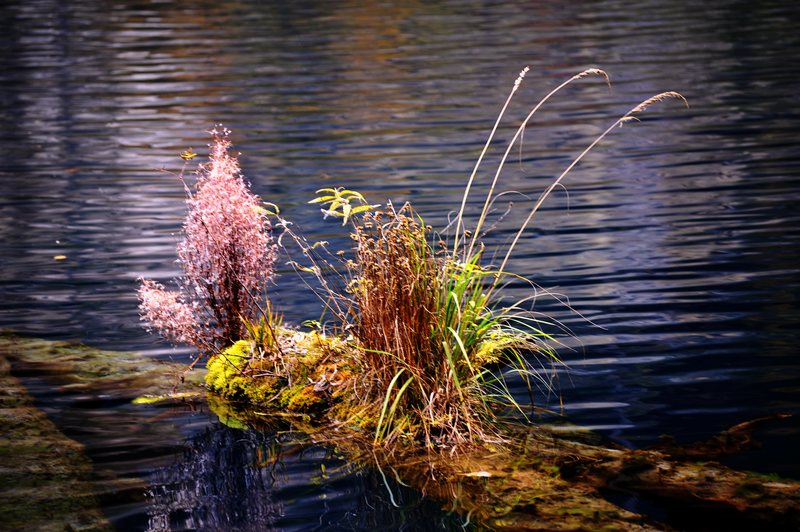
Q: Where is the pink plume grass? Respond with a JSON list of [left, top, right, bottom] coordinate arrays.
[[139, 126, 277, 354], [138, 279, 197, 346]]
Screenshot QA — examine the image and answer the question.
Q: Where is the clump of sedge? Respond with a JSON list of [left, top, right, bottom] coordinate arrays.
[[348, 203, 554, 447]]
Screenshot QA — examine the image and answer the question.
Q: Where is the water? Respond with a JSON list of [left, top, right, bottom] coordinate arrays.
[[1, 0, 799, 528]]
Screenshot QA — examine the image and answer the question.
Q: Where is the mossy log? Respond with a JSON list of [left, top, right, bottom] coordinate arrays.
[[0, 350, 111, 531], [204, 330, 800, 531], [0, 333, 206, 400], [0, 334, 207, 531], [462, 418, 799, 530]]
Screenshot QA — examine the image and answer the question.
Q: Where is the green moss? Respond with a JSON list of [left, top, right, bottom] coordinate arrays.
[[225, 339, 252, 359], [328, 401, 377, 431], [280, 384, 325, 412], [0, 350, 111, 531], [205, 394, 250, 430], [205, 342, 288, 407], [205, 330, 360, 417], [132, 391, 197, 405], [205, 343, 251, 400], [207, 358, 242, 394]]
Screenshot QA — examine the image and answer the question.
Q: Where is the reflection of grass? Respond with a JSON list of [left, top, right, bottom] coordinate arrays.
[[207, 399, 800, 531], [205, 399, 650, 531]]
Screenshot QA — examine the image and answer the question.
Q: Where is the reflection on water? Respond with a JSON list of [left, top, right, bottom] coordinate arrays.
[[1, 0, 799, 527], [145, 423, 465, 532]]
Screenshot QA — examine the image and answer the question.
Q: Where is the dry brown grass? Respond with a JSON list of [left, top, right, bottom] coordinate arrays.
[[352, 206, 438, 379]]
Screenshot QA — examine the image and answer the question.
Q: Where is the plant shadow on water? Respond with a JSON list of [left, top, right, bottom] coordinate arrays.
[[144, 419, 468, 532]]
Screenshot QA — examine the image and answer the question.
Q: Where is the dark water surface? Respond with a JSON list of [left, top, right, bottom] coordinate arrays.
[[2, 0, 799, 529]]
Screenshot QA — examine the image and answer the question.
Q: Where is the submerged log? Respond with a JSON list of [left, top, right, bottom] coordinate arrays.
[[210, 392, 799, 531], [0, 350, 111, 531], [2, 334, 797, 530], [0, 334, 206, 531]]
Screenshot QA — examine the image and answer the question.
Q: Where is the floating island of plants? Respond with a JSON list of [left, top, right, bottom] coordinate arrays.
[[134, 69, 800, 529], [140, 68, 688, 450]]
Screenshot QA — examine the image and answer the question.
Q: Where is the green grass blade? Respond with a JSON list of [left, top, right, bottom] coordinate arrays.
[[375, 368, 406, 444]]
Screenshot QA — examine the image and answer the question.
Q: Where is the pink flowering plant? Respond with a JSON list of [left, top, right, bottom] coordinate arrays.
[[138, 126, 277, 356]]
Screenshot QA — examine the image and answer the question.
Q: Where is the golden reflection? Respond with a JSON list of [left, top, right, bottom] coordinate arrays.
[[207, 396, 800, 530]]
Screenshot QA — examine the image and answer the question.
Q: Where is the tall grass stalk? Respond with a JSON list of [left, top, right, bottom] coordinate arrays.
[[459, 68, 611, 262], [493, 91, 688, 288], [453, 66, 530, 256]]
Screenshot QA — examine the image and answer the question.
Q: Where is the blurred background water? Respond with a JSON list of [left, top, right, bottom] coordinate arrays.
[[1, 0, 799, 529]]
